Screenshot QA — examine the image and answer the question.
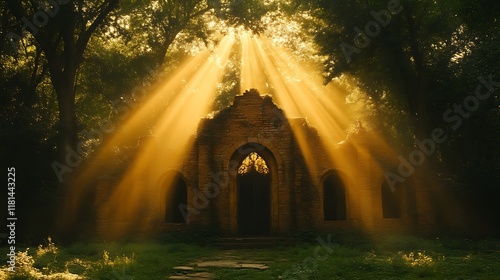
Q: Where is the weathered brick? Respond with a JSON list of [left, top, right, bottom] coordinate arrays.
[[95, 89, 435, 238]]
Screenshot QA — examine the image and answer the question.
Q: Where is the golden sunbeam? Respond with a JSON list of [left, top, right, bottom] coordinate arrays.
[[95, 34, 236, 237], [238, 32, 408, 231], [258, 37, 350, 144], [63, 53, 209, 225], [62, 34, 236, 236], [248, 33, 321, 175], [240, 31, 268, 92], [63, 25, 422, 237], [75, 53, 209, 180], [62, 55, 202, 229]]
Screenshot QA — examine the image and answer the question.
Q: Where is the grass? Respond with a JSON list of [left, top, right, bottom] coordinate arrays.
[[1, 234, 499, 279]]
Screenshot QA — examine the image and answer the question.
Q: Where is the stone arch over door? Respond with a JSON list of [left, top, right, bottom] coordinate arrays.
[[228, 143, 279, 235]]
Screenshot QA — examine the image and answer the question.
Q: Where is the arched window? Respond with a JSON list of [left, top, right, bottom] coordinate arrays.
[[164, 173, 187, 223], [323, 171, 347, 221], [238, 152, 269, 175], [381, 181, 402, 218]]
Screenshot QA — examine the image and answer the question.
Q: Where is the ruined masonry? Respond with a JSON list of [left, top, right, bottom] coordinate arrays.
[[95, 89, 435, 238]]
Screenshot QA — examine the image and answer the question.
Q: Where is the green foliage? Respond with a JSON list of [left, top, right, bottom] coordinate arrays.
[[1, 235, 500, 279], [212, 40, 241, 111], [1, 0, 499, 239], [86, 250, 136, 279], [216, 0, 275, 33], [292, 0, 500, 226]]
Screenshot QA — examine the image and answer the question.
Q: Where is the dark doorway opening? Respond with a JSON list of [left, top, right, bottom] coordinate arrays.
[[165, 173, 187, 223], [381, 181, 402, 218], [237, 152, 271, 236], [323, 171, 347, 221]]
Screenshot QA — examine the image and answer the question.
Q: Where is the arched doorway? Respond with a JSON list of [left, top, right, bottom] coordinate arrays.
[[228, 143, 278, 236], [237, 152, 271, 236]]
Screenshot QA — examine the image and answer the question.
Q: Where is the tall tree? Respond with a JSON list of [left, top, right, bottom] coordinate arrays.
[[5, 0, 120, 162], [297, 0, 500, 231]]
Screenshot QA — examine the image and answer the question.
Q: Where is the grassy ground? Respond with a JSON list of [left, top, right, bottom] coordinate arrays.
[[1, 233, 499, 279]]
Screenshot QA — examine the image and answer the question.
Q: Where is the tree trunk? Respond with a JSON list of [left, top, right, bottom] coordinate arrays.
[[56, 79, 77, 159], [157, 32, 180, 67], [404, 3, 428, 140]]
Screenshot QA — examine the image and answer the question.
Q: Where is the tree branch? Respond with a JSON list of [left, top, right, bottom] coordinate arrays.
[[5, 0, 60, 74], [75, 0, 119, 64]]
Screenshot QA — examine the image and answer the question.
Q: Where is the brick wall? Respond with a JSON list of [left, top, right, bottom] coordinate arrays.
[[95, 89, 434, 238]]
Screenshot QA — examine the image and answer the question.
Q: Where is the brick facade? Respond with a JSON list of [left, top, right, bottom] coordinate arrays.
[[96, 89, 434, 238]]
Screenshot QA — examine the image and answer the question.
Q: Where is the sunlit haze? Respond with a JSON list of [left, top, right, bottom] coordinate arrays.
[[64, 26, 414, 236]]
